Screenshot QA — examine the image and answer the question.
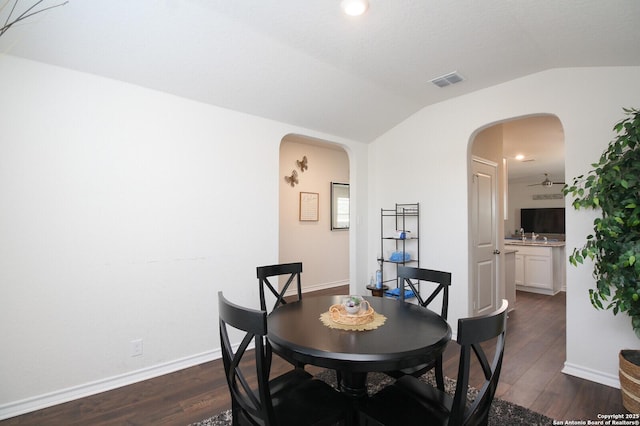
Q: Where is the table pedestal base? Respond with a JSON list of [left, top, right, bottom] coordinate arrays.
[[339, 372, 368, 398]]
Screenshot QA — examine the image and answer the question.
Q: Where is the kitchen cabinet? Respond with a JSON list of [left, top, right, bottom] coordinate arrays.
[[504, 249, 517, 311], [513, 244, 565, 295]]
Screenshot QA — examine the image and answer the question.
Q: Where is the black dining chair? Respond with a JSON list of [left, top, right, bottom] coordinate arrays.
[[257, 262, 303, 313], [257, 262, 306, 370], [218, 292, 352, 426], [386, 266, 451, 390], [359, 299, 508, 426]]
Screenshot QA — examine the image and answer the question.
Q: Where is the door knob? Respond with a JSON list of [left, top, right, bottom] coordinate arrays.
[[493, 249, 501, 255]]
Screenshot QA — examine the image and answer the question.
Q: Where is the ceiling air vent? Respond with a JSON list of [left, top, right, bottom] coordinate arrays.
[[430, 71, 464, 88]]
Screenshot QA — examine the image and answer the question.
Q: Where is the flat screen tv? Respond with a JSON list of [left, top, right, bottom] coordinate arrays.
[[520, 208, 565, 234]]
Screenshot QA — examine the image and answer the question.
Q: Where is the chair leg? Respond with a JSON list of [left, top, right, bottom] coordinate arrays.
[[435, 356, 445, 391], [231, 399, 240, 426], [357, 412, 383, 426]]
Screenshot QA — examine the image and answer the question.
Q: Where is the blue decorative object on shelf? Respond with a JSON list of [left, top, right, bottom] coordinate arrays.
[[384, 287, 415, 300], [389, 251, 411, 262]]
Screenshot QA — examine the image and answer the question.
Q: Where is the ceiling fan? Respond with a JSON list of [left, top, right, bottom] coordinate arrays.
[[528, 173, 565, 187]]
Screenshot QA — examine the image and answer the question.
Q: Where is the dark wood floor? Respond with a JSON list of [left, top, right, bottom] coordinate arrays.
[[1, 289, 625, 425]]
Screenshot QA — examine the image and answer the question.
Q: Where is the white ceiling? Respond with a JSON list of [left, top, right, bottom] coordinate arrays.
[[2, 0, 639, 181], [501, 115, 566, 184]]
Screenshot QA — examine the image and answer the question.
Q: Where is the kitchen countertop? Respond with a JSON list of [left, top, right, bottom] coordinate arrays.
[[504, 239, 565, 247]]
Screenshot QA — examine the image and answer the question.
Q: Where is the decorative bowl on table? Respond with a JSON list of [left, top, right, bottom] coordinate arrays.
[[342, 295, 368, 314], [328, 296, 375, 326]]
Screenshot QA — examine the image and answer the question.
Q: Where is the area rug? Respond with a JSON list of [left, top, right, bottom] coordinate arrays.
[[190, 370, 554, 426]]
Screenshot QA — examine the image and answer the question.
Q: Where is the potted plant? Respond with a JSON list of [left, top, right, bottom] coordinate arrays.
[[563, 107, 640, 412]]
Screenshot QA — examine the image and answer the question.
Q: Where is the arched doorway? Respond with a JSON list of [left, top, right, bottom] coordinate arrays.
[[469, 114, 565, 314], [279, 134, 350, 295]]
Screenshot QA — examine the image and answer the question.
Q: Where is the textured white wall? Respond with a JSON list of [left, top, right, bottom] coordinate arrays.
[[0, 55, 367, 418], [369, 66, 640, 387]]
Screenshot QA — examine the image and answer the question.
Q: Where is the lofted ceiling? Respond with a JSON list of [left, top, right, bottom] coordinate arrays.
[[1, 0, 639, 181]]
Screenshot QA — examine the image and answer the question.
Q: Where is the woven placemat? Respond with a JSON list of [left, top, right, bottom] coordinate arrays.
[[319, 310, 387, 331]]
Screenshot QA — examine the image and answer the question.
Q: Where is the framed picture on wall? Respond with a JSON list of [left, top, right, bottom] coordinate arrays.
[[299, 192, 319, 221], [331, 182, 349, 230]]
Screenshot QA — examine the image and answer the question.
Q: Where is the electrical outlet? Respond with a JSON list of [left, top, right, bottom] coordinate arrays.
[[131, 339, 143, 357]]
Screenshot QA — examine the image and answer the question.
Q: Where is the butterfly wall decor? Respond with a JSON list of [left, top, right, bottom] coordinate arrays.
[[284, 170, 298, 187], [296, 156, 308, 172]]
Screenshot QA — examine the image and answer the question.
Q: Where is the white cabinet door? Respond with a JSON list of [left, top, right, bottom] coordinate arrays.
[[513, 245, 557, 294], [524, 255, 553, 290], [515, 254, 524, 286], [504, 251, 517, 310]]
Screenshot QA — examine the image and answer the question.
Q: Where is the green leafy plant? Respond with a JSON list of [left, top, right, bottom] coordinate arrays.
[[564, 108, 640, 337]]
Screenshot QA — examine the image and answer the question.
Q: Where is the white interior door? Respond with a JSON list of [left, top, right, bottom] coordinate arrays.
[[471, 158, 498, 316]]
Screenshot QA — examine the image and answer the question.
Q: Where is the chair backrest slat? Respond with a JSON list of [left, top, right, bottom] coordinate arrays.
[[257, 262, 303, 312], [397, 265, 451, 319]]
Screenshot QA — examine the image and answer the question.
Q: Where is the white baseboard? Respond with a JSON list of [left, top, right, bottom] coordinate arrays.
[[515, 285, 557, 296], [284, 279, 349, 297], [4, 329, 618, 421], [562, 361, 620, 389], [0, 349, 222, 421], [3, 281, 348, 421]]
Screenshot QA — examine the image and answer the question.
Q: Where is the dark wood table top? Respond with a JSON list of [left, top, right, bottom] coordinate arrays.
[[267, 295, 452, 373]]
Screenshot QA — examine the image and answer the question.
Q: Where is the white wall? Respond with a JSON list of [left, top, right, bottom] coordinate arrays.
[[369, 66, 640, 388], [279, 137, 349, 292], [0, 55, 368, 419]]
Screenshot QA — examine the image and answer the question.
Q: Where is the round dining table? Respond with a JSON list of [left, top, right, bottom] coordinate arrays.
[[267, 295, 451, 398]]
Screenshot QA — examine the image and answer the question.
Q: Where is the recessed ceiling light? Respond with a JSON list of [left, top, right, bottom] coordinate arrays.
[[341, 0, 369, 16], [515, 154, 525, 161]]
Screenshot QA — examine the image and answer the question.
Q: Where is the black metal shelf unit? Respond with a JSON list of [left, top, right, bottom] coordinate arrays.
[[379, 203, 420, 292]]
